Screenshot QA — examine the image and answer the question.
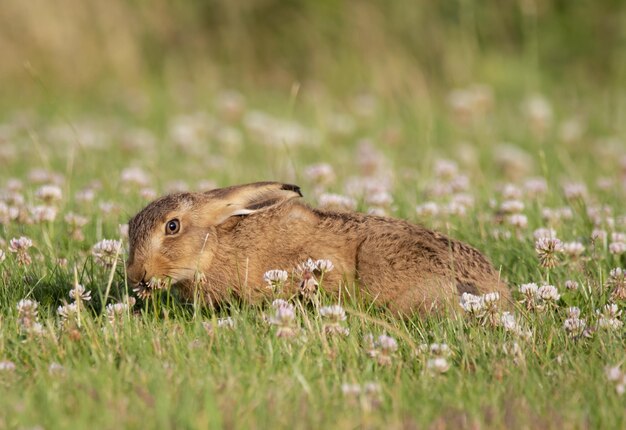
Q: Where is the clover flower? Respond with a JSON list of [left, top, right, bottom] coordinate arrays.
[[563, 307, 586, 338], [263, 269, 289, 290], [9, 236, 33, 266], [565, 280, 579, 291], [427, 357, 451, 374], [269, 305, 298, 338], [500, 312, 532, 339], [92, 239, 122, 268], [605, 365, 626, 395], [460, 292, 500, 325], [562, 241, 585, 258], [0, 361, 16, 372], [319, 305, 349, 336], [30, 205, 58, 223], [597, 303, 623, 330], [69, 283, 92, 303], [318, 193, 357, 211], [65, 212, 88, 241], [364, 334, 398, 366], [609, 268, 626, 300], [35, 184, 63, 203], [57, 303, 79, 328], [535, 237, 563, 268]]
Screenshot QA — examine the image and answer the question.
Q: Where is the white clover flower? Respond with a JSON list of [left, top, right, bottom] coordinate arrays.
[[320, 304, 349, 336], [563, 317, 586, 337], [320, 305, 346, 322], [35, 184, 63, 203], [318, 193, 357, 211], [500, 312, 533, 339], [69, 284, 91, 303], [295, 258, 317, 275], [263, 269, 289, 289], [416, 202, 440, 217], [434, 159, 458, 180], [533, 228, 557, 240], [565, 280, 579, 291], [57, 303, 79, 325], [562, 241, 585, 257], [0, 249, 5, 263], [507, 214, 528, 229], [271, 299, 293, 311], [9, 236, 33, 252], [269, 306, 297, 338], [0, 361, 16, 372], [535, 238, 563, 268], [562, 182, 587, 200], [30, 205, 58, 223], [611, 232, 626, 243], [592, 229, 608, 242], [427, 357, 450, 374], [315, 259, 334, 273], [606, 365, 624, 382], [377, 334, 398, 354], [538, 285, 560, 302], [106, 302, 130, 325], [304, 163, 335, 185], [341, 383, 362, 396], [48, 363, 65, 375], [120, 167, 151, 187], [217, 317, 235, 329], [92, 239, 122, 268], [65, 212, 88, 228], [609, 242, 626, 255], [500, 200, 525, 214], [17, 299, 38, 328], [429, 343, 451, 357], [459, 292, 485, 316], [523, 177, 548, 196]]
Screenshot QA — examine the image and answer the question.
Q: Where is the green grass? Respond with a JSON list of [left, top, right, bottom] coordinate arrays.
[[1, 83, 626, 430]]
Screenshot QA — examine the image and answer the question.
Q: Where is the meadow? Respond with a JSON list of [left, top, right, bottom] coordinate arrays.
[[2, 1, 626, 429]]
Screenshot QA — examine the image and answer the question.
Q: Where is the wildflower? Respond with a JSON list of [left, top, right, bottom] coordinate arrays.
[[57, 303, 79, 327], [120, 167, 151, 187], [592, 229, 608, 242], [271, 299, 293, 310], [133, 277, 168, 300], [535, 237, 563, 268], [562, 242, 585, 258], [507, 214, 528, 229], [563, 307, 586, 337], [500, 312, 532, 339], [427, 357, 450, 374], [30, 205, 57, 223], [320, 305, 349, 336], [562, 182, 587, 200], [459, 292, 485, 317], [65, 213, 88, 241], [434, 159, 458, 180], [106, 302, 130, 326], [318, 193, 357, 211], [416, 202, 440, 217], [538, 285, 560, 301], [304, 163, 335, 185], [597, 303, 623, 330], [35, 184, 63, 203], [17, 299, 38, 329], [0, 361, 16, 372], [375, 334, 398, 366], [202, 317, 236, 335], [0, 249, 5, 263], [314, 259, 334, 274], [609, 242, 626, 255], [500, 200, 524, 214], [523, 177, 548, 197], [269, 305, 298, 338], [533, 228, 557, 240], [565, 280, 579, 291], [605, 365, 626, 395], [48, 363, 65, 375], [69, 283, 91, 303], [609, 268, 626, 300], [263, 269, 289, 290], [92, 239, 122, 268], [9, 236, 33, 266]]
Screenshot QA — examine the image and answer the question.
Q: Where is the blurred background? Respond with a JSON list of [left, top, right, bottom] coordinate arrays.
[[1, 0, 625, 111]]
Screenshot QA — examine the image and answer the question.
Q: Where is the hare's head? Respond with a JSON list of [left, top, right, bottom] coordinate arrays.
[[126, 182, 302, 289]]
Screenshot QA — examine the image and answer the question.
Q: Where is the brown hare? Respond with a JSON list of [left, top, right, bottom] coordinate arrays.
[[126, 182, 509, 315]]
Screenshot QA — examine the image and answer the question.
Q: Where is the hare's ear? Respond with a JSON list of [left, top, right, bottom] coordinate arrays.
[[202, 182, 302, 225]]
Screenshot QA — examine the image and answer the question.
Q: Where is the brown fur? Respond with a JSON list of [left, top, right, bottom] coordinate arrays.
[[127, 182, 510, 315]]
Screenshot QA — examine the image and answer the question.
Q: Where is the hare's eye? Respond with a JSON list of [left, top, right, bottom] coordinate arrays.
[[165, 219, 180, 235]]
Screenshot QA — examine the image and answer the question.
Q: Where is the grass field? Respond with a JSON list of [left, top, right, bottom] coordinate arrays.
[[2, 2, 626, 429]]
